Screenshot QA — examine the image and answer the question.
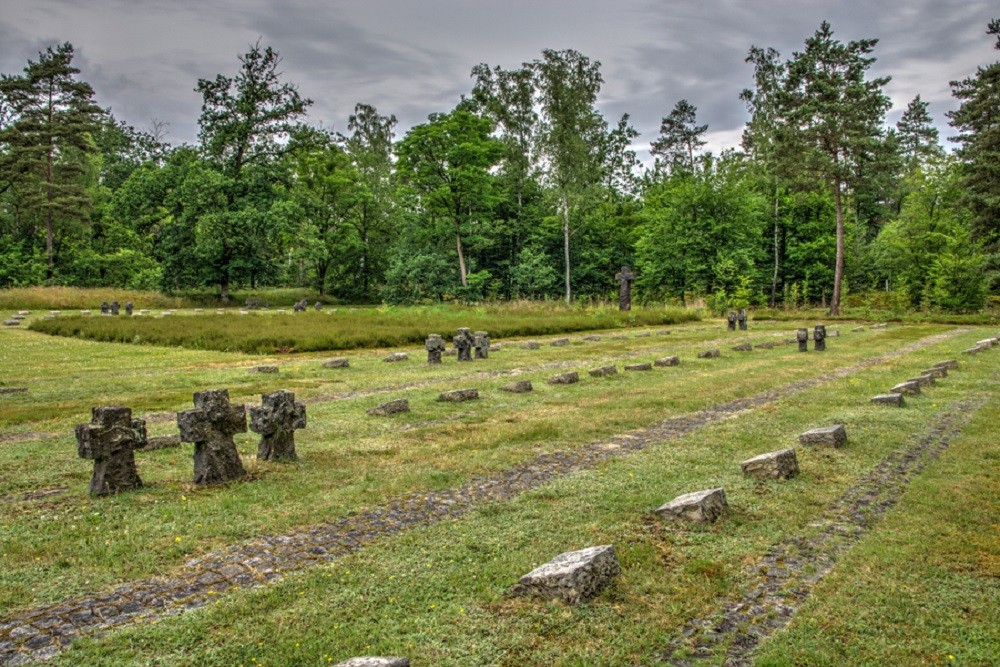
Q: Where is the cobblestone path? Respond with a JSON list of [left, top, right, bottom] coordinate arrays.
[[0, 329, 966, 665]]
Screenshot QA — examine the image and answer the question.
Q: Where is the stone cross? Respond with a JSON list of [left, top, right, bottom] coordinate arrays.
[[727, 311, 737, 331], [796, 328, 809, 352], [125, 301, 134, 316], [314, 301, 322, 311], [425, 334, 445, 364], [454, 328, 474, 362], [75, 406, 146, 496], [615, 266, 635, 311], [293, 299, 308, 313], [100, 301, 110, 315], [813, 324, 827, 351], [737, 309, 748, 331], [177, 389, 247, 485], [474, 331, 490, 359], [250, 390, 306, 461]]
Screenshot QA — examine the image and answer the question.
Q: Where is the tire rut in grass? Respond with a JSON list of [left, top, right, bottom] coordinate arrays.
[[0, 329, 967, 665]]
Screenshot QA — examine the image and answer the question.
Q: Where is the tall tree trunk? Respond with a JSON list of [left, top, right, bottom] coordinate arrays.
[[561, 191, 571, 304], [456, 229, 468, 287], [220, 273, 230, 303], [830, 180, 845, 316], [769, 188, 780, 307]]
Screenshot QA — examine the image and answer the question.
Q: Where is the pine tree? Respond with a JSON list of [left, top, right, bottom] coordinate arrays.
[[650, 99, 707, 175]]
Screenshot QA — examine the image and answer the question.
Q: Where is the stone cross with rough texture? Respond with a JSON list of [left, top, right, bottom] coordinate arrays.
[[177, 389, 247, 485], [814, 324, 827, 351], [75, 407, 146, 496], [425, 334, 445, 364], [110, 301, 120, 316], [514, 545, 620, 604], [548, 371, 580, 385], [737, 308, 748, 331], [125, 301, 134, 316], [615, 266, 635, 311], [100, 301, 110, 315], [727, 311, 737, 331], [474, 331, 490, 359], [655, 488, 728, 523], [796, 328, 809, 352], [250, 390, 306, 461], [454, 328, 474, 361]]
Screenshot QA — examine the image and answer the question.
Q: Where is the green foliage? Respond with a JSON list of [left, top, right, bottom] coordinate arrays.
[[510, 245, 559, 299]]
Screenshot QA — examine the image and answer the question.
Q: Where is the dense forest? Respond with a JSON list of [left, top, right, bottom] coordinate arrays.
[[0, 20, 997, 313]]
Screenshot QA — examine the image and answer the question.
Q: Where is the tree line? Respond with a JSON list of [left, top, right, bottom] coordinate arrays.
[[1, 21, 997, 313]]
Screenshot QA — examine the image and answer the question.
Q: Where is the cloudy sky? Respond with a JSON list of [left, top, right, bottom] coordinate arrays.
[[1, 0, 995, 156]]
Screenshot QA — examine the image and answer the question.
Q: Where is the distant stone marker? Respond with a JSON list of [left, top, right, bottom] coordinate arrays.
[[654, 356, 680, 367], [100, 301, 110, 315], [731, 342, 753, 352], [624, 362, 652, 371], [0, 386, 28, 394], [582, 335, 602, 342], [813, 324, 827, 351], [615, 266, 635, 311], [727, 311, 737, 331], [438, 388, 479, 402], [75, 406, 146, 496], [891, 381, 921, 395], [737, 309, 748, 331], [550, 337, 570, 347], [425, 334, 445, 364], [293, 299, 308, 313], [852, 326, 865, 332], [740, 448, 799, 480], [454, 328, 474, 361], [697, 349, 720, 359], [933, 359, 958, 371], [384, 352, 408, 363], [514, 545, 621, 604], [796, 328, 809, 352], [589, 365, 618, 377], [250, 390, 306, 461], [474, 331, 490, 359], [871, 394, 905, 407], [500, 380, 533, 393], [110, 301, 120, 316], [334, 658, 410, 667], [799, 424, 846, 447], [523, 341, 541, 350], [922, 367, 946, 379], [125, 302, 134, 316], [548, 371, 580, 385], [907, 374, 935, 388], [141, 434, 182, 450], [367, 399, 410, 416], [323, 358, 350, 369], [177, 389, 247, 485], [654, 488, 728, 523], [249, 365, 279, 374]]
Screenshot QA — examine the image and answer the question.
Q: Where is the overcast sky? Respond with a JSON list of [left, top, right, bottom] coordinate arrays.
[[1, 0, 995, 156]]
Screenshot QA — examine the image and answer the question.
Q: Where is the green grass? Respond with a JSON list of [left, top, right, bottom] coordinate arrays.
[[27, 302, 699, 354], [1, 313, 998, 665], [0, 286, 190, 310]]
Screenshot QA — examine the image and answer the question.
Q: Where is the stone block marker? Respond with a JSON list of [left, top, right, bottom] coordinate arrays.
[[250, 390, 307, 461], [655, 356, 680, 367], [654, 488, 728, 523], [2, 319, 19, 326], [500, 380, 533, 393], [755, 342, 776, 350], [523, 341, 541, 350], [438, 388, 479, 402], [625, 362, 652, 371], [0, 386, 28, 394], [141, 434, 183, 450], [367, 399, 410, 416], [249, 365, 279, 374], [799, 424, 847, 448], [384, 352, 408, 363], [934, 359, 959, 371], [425, 334, 445, 364], [551, 337, 570, 347], [323, 358, 350, 369], [731, 342, 753, 352], [907, 374, 935, 388], [697, 349, 721, 359], [514, 545, 620, 605], [589, 365, 618, 377], [871, 393, 905, 407], [548, 371, 580, 385], [922, 367, 947, 379], [872, 322, 888, 329], [891, 381, 921, 395], [334, 657, 410, 667], [741, 448, 799, 480], [75, 406, 146, 496], [177, 389, 247, 485], [797, 328, 809, 352], [582, 335, 602, 341]]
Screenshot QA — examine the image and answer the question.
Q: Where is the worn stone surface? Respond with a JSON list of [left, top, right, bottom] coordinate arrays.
[[523, 341, 541, 350], [425, 334, 445, 364], [250, 390, 306, 461], [500, 381, 533, 393], [334, 658, 410, 667], [141, 435, 182, 450], [550, 337, 570, 347], [755, 342, 776, 350], [741, 448, 799, 480], [249, 366, 279, 374], [177, 389, 247, 485], [454, 328, 474, 362], [697, 349, 720, 359], [474, 331, 490, 360], [891, 381, 921, 395], [110, 301, 120, 316], [615, 266, 635, 311], [934, 359, 959, 370], [589, 366, 618, 377], [582, 335, 602, 342], [438, 389, 479, 403], [323, 358, 350, 369], [384, 352, 408, 363], [547, 372, 580, 385], [2, 319, 19, 326], [625, 363, 652, 371], [514, 545, 620, 604], [655, 488, 728, 523], [655, 356, 680, 367], [731, 342, 753, 352], [799, 424, 847, 448], [293, 299, 308, 313], [922, 367, 947, 379], [737, 309, 748, 331], [852, 326, 865, 332], [871, 394, 905, 407], [727, 311, 737, 331], [366, 399, 410, 416], [75, 407, 146, 496], [908, 374, 935, 388], [813, 325, 827, 352], [796, 328, 809, 352], [0, 387, 28, 394]]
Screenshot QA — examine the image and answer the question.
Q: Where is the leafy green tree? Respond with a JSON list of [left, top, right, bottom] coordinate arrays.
[[0, 43, 103, 278], [776, 21, 891, 314], [650, 99, 707, 175], [897, 95, 942, 171]]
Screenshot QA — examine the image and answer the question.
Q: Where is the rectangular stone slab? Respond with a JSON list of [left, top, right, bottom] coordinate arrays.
[[500, 380, 533, 393], [515, 545, 620, 605], [891, 381, 921, 395], [654, 488, 728, 523], [741, 448, 799, 480], [932, 359, 957, 370], [384, 352, 408, 362], [697, 349, 721, 358], [921, 367, 946, 379], [731, 342, 753, 352], [366, 399, 410, 416], [655, 356, 680, 366], [799, 424, 847, 447], [438, 389, 479, 402], [624, 363, 652, 371], [871, 393, 905, 407], [907, 375, 934, 387], [589, 366, 617, 377], [550, 338, 570, 347], [323, 358, 350, 368], [547, 372, 580, 385]]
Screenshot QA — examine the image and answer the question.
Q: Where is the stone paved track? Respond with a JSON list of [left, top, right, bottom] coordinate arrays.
[[0, 329, 965, 665]]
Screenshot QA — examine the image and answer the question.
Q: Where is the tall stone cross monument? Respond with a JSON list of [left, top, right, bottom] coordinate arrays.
[[615, 266, 636, 311]]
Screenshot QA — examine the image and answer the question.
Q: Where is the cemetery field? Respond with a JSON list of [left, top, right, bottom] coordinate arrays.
[[1, 313, 999, 666]]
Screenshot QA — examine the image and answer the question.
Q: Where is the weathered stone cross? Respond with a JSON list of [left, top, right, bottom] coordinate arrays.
[[615, 266, 635, 311], [177, 389, 247, 485], [75, 406, 146, 496], [250, 390, 306, 461]]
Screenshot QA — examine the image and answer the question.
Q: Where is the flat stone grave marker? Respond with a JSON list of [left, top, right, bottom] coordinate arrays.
[[934, 359, 958, 371], [75, 406, 146, 496], [872, 322, 888, 329], [755, 342, 776, 350], [731, 342, 752, 352], [654, 488, 728, 523], [697, 349, 720, 359], [740, 448, 799, 480], [964, 345, 985, 355], [891, 381, 921, 395], [177, 389, 247, 485], [976, 338, 995, 348], [625, 362, 652, 371], [0, 387, 28, 394], [490, 343, 503, 351], [548, 371, 580, 385], [551, 337, 570, 347], [589, 365, 617, 377], [443, 348, 457, 356], [425, 334, 445, 364], [140, 434, 183, 450], [249, 365, 279, 374], [514, 545, 620, 604], [582, 335, 602, 342], [334, 658, 410, 667], [367, 399, 410, 416], [323, 358, 350, 369], [438, 388, 479, 402], [907, 374, 934, 388], [17, 310, 29, 315], [250, 390, 306, 461], [474, 331, 490, 359], [523, 341, 541, 350], [2, 319, 19, 326], [654, 356, 680, 367], [799, 424, 847, 447], [384, 352, 408, 363], [871, 394, 905, 407], [500, 380, 533, 393]]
